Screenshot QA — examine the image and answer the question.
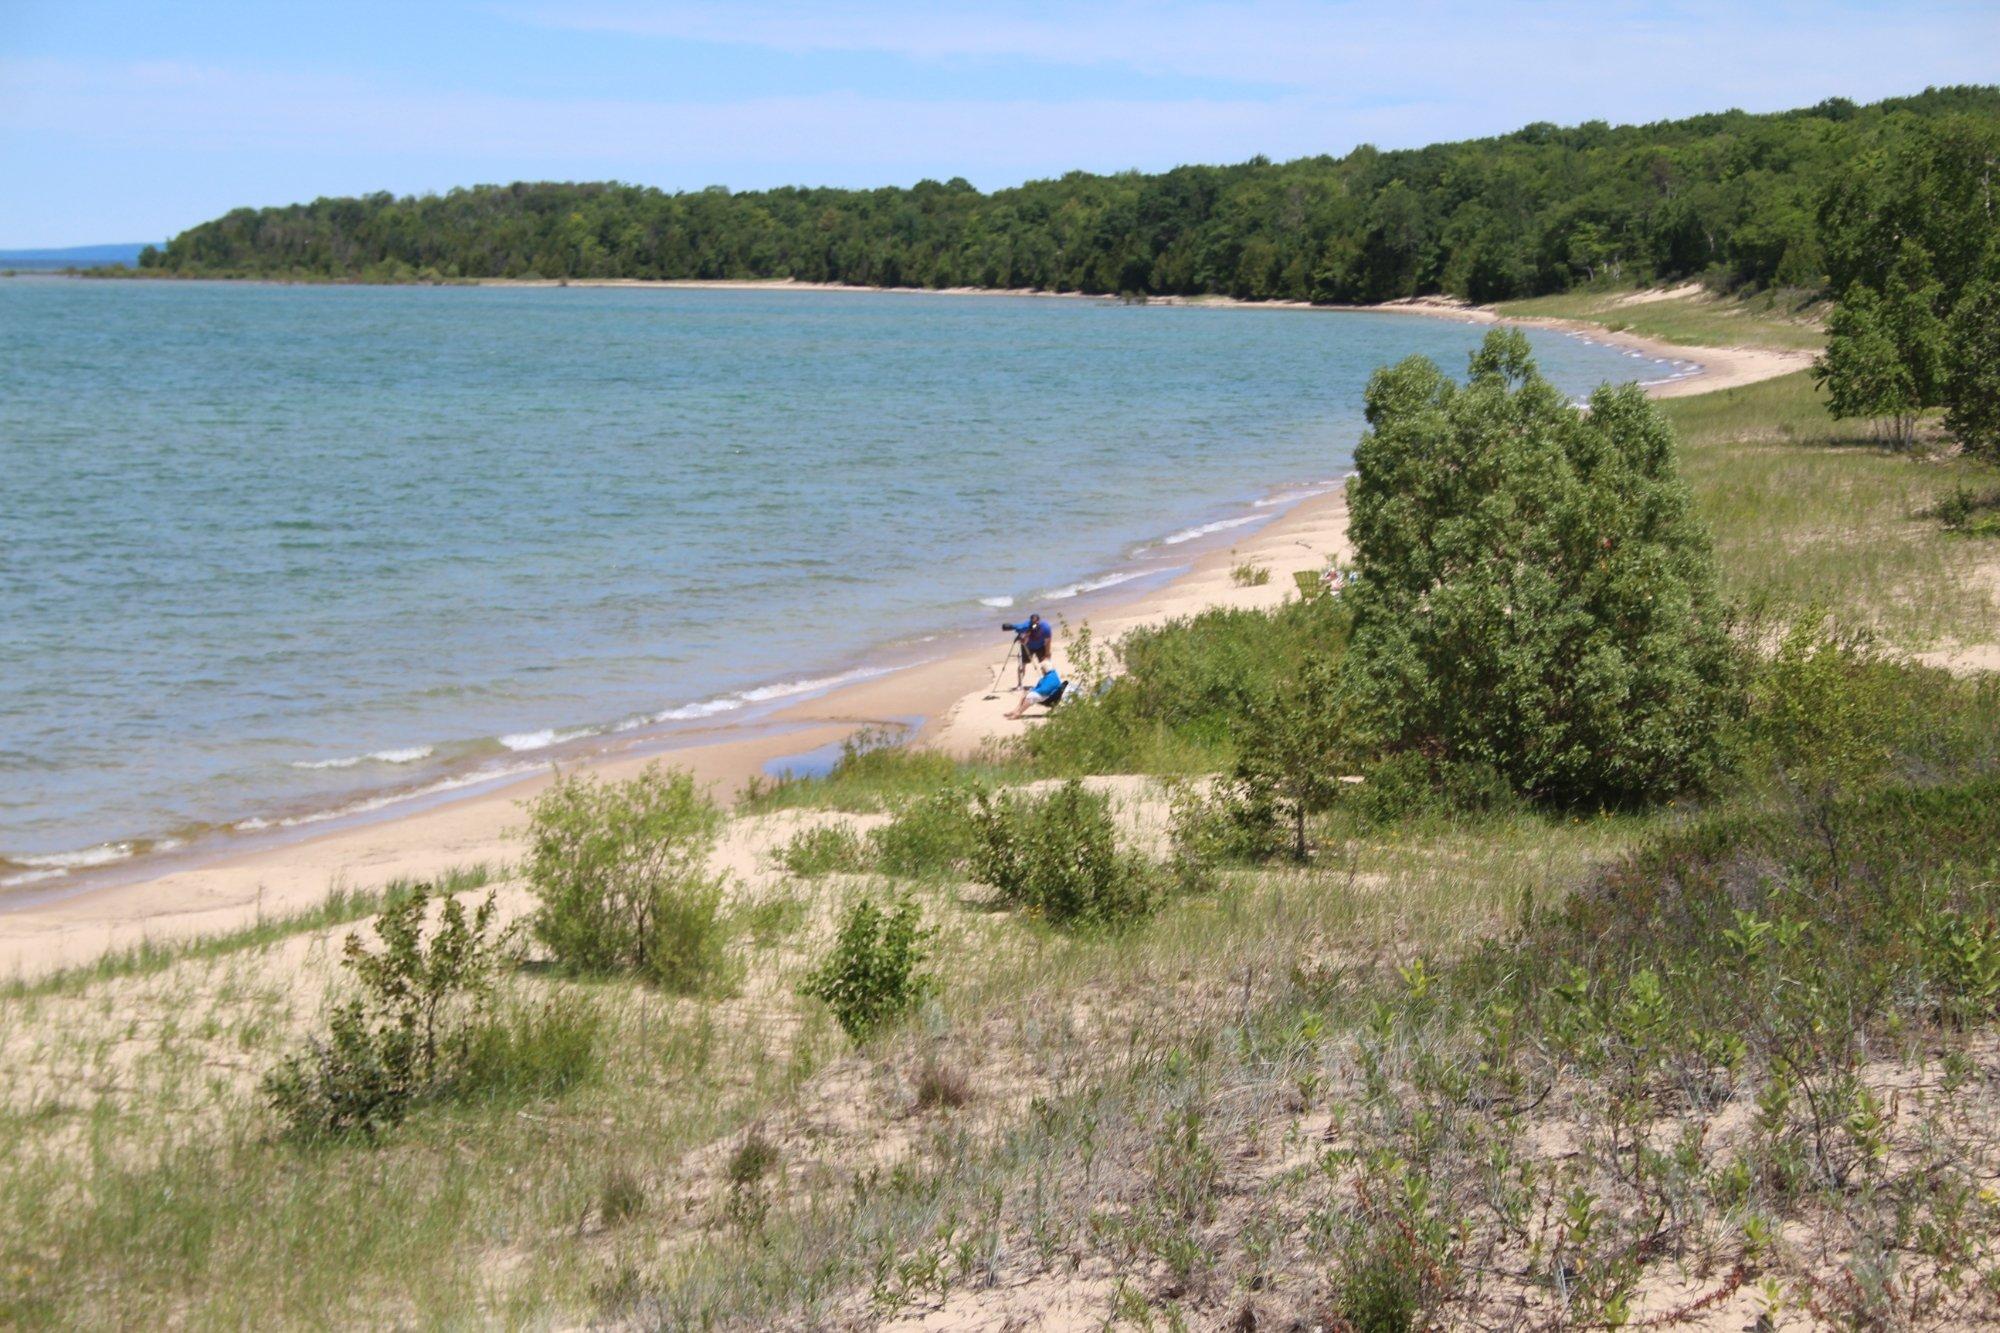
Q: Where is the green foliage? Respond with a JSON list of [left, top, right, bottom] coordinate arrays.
[[1343, 330, 1736, 807], [263, 886, 527, 1138], [459, 994, 604, 1102], [1813, 244, 1950, 448], [971, 780, 1158, 926], [1816, 115, 2000, 455], [775, 823, 869, 877], [1945, 255, 2000, 464], [1231, 658, 1351, 859], [800, 896, 931, 1043], [1929, 484, 2000, 536], [524, 763, 729, 992], [868, 786, 983, 879], [740, 729, 1003, 813], [1024, 599, 1349, 775], [144, 91, 2000, 302]]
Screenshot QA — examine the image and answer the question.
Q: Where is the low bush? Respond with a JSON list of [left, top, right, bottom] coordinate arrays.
[[524, 763, 730, 993], [972, 780, 1159, 926], [1927, 483, 2000, 535], [800, 895, 932, 1043], [775, 823, 870, 877], [1023, 599, 1349, 776], [265, 886, 551, 1139], [869, 786, 983, 878]]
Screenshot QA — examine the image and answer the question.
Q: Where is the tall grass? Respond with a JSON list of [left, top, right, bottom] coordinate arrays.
[[1667, 372, 2000, 647]]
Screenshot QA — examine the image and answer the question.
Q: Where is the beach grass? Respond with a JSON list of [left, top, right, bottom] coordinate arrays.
[[0, 862, 498, 1000], [1665, 371, 2000, 649]]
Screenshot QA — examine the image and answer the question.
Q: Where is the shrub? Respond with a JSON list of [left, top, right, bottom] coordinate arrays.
[[1024, 599, 1350, 776], [775, 823, 869, 877], [264, 886, 514, 1138], [1166, 778, 1281, 880], [971, 780, 1158, 926], [913, 1056, 973, 1110], [869, 786, 983, 878], [1231, 659, 1351, 859], [1343, 330, 1737, 807], [598, 1168, 647, 1226], [524, 763, 730, 992], [800, 896, 932, 1043]]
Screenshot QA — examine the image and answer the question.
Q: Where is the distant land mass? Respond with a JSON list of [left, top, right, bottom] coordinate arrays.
[[134, 86, 1999, 303], [1, 242, 150, 270]]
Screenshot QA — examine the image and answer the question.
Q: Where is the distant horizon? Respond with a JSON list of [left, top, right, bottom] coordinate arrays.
[[6, 0, 1997, 248]]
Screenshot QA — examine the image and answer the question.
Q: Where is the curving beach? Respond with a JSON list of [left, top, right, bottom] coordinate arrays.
[[0, 303, 1803, 979]]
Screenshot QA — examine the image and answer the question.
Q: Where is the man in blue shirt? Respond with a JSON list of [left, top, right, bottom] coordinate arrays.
[[1008, 666, 1065, 719], [1010, 613, 1054, 690]]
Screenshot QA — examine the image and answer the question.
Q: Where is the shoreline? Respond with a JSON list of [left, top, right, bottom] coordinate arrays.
[[0, 295, 1809, 979]]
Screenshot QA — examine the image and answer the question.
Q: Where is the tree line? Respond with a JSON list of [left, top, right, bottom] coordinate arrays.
[[1812, 112, 2000, 461], [140, 87, 1997, 305]]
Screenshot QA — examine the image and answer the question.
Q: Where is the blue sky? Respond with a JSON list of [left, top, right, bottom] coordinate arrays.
[[2, 1, 1996, 246]]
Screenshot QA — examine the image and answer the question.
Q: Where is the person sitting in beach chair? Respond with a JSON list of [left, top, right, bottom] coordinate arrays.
[[1008, 666, 1066, 719]]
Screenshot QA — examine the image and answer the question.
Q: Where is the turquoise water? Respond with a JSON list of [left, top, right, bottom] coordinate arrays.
[[0, 279, 1684, 887]]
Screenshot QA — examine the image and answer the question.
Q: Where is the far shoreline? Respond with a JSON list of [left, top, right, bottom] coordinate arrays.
[[29, 269, 1813, 397]]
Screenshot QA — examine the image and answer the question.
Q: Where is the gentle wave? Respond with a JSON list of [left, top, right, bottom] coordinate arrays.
[[235, 762, 549, 832], [1159, 514, 1264, 545], [291, 745, 436, 770], [17, 842, 134, 871], [499, 727, 602, 753], [1042, 569, 1148, 601], [978, 595, 1015, 608], [0, 839, 152, 890]]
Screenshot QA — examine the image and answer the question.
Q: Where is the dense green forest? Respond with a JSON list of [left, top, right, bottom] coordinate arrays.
[[140, 86, 1999, 303]]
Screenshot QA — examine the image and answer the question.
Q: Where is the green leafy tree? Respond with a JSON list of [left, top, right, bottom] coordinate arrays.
[[1812, 287, 1922, 447], [1945, 255, 2000, 464], [1816, 244, 1948, 449], [1342, 330, 1735, 807]]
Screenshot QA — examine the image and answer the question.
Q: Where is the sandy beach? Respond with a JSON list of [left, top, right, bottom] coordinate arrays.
[[0, 300, 1804, 980]]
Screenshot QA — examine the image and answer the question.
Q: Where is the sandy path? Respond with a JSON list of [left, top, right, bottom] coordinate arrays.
[[0, 298, 1806, 980]]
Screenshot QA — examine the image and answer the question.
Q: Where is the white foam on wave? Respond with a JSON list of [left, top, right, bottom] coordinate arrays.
[[1159, 514, 1262, 545], [978, 595, 1015, 608], [1, 842, 136, 890], [740, 666, 889, 703], [650, 698, 746, 723], [499, 727, 601, 753], [236, 762, 548, 833], [1253, 484, 1335, 509], [17, 842, 134, 871], [1042, 569, 1147, 601], [292, 745, 436, 770]]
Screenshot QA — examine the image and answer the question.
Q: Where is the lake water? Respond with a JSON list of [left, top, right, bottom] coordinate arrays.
[[0, 279, 1685, 888]]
